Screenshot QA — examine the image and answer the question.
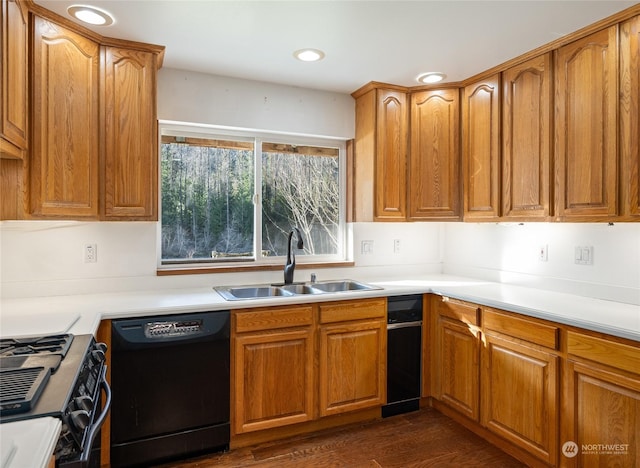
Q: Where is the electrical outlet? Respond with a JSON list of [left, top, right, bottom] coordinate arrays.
[[539, 244, 548, 262], [393, 239, 400, 254], [84, 243, 98, 263]]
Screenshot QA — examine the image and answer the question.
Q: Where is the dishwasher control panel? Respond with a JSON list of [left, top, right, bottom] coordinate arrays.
[[144, 319, 203, 338]]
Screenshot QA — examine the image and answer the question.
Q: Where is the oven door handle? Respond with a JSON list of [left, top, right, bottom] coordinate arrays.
[[79, 366, 112, 464]]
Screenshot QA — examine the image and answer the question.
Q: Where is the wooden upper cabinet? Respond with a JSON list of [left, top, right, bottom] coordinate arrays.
[[502, 54, 552, 220], [620, 15, 640, 219], [462, 74, 501, 220], [102, 47, 158, 220], [1, 0, 28, 159], [409, 88, 461, 220], [554, 26, 618, 220], [31, 16, 100, 218], [375, 89, 408, 220], [352, 86, 408, 222]]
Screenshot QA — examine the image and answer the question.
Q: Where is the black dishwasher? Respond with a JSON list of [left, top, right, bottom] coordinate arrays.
[[383, 295, 423, 418], [110, 311, 230, 467]]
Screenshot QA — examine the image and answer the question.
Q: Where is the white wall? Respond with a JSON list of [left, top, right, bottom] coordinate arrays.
[[158, 68, 355, 139], [443, 222, 640, 304]]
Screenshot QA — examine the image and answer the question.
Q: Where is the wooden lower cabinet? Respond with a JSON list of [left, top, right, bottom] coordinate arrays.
[[481, 332, 558, 464], [432, 296, 481, 421], [561, 331, 640, 467], [438, 316, 480, 420], [232, 298, 386, 438], [562, 360, 640, 468], [232, 305, 315, 434], [318, 298, 386, 417], [319, 319, 386, 416]]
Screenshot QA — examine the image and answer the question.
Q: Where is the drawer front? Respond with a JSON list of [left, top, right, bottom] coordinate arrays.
[[437, 296, 479, 325], [483, 308, 559, 350], [235, 305, 313, 333], [567, 331, 640, 375], [319, 298, 386, 324]]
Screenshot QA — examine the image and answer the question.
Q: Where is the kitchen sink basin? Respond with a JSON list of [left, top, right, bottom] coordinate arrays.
[[216, 286, 294, 301], [214, 279, 381, 301], [280, 284, 323, 295], [310, 280, 375, 292]]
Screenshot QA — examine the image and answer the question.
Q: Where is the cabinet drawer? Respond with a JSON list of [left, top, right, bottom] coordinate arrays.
[[319, 298, 386, 324], [234, 305, 313, 333], [567, 331, 640, 376], [483, 308, 559, 350], [437, 296, 479, 325]]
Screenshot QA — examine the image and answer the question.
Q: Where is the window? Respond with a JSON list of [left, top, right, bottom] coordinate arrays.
[[159, 124, 346, 269]]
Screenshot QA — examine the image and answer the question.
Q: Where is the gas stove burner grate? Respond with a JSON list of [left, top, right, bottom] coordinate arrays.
[[0, 366, 51, 415], [0, 334, 73, 358]]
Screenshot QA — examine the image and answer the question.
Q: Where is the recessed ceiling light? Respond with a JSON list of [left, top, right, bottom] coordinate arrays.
[[417, 72, 446, 84], [294, 49, 325, 62], [67, 5, 115, 26]]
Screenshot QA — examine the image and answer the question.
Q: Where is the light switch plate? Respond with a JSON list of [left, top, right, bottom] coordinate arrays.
[[574, 245, 593, 265], [361, 240, 374, 255]]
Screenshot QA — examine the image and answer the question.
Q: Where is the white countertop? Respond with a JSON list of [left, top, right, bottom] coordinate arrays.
[[0, 274, 638, 468], [0, 417, 60, 468], [1, 274, 638, 342]]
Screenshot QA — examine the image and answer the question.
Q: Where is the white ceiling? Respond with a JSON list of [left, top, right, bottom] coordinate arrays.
[[36, 0, 637, 94]]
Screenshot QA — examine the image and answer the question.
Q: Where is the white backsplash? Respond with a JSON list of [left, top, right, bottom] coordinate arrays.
[[442, 222, 640, 304], [0, 221, 443, 298], [1, 220, 638, 305]]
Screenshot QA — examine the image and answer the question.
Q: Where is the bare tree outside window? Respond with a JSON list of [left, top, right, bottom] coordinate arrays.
[[262, 144, 339, 256], [160, 134, 342, 265]]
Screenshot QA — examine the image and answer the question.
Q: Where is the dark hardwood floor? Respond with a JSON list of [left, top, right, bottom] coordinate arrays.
[[157, 407, 527, 467]]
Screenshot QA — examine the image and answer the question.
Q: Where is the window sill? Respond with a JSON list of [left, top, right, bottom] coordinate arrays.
[[157, 260, 355, 276]]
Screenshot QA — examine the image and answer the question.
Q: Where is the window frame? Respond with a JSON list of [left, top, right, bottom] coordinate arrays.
[[156, 121, 350, 273]]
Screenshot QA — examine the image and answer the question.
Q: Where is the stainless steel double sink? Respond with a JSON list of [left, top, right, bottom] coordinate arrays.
[[215, 279, 381, 301]]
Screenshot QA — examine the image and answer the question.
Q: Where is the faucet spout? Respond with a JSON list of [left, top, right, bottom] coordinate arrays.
[[284, 227, 304, 284]]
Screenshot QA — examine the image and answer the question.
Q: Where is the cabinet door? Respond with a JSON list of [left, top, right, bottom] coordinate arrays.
[[409, 88, 461, 220], [1, 0, 28, 158], [502, 54, 551, 219], [102, 47, 158, 220], [435, 315, 480, 421], [481, 332, 558, 464], [462, 74, 500, 220], [555, 26, 618, 220], [562, 360, 640, 467], [31, 17, 99, 218], [620, 15, 640, 219], [375, 89, 408, 220], [233, 327, 314, 433], [319, 319, 386, 416]]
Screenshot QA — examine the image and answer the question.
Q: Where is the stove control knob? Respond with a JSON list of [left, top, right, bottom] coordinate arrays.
[[91, 348, 106, 364], [69, 410, 91, 432], [95, 342, 108, 353], [73, 395, 94, 412]]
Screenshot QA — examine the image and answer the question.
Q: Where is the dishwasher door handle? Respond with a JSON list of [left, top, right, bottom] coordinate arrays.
[[387, 321, 423, 330]]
